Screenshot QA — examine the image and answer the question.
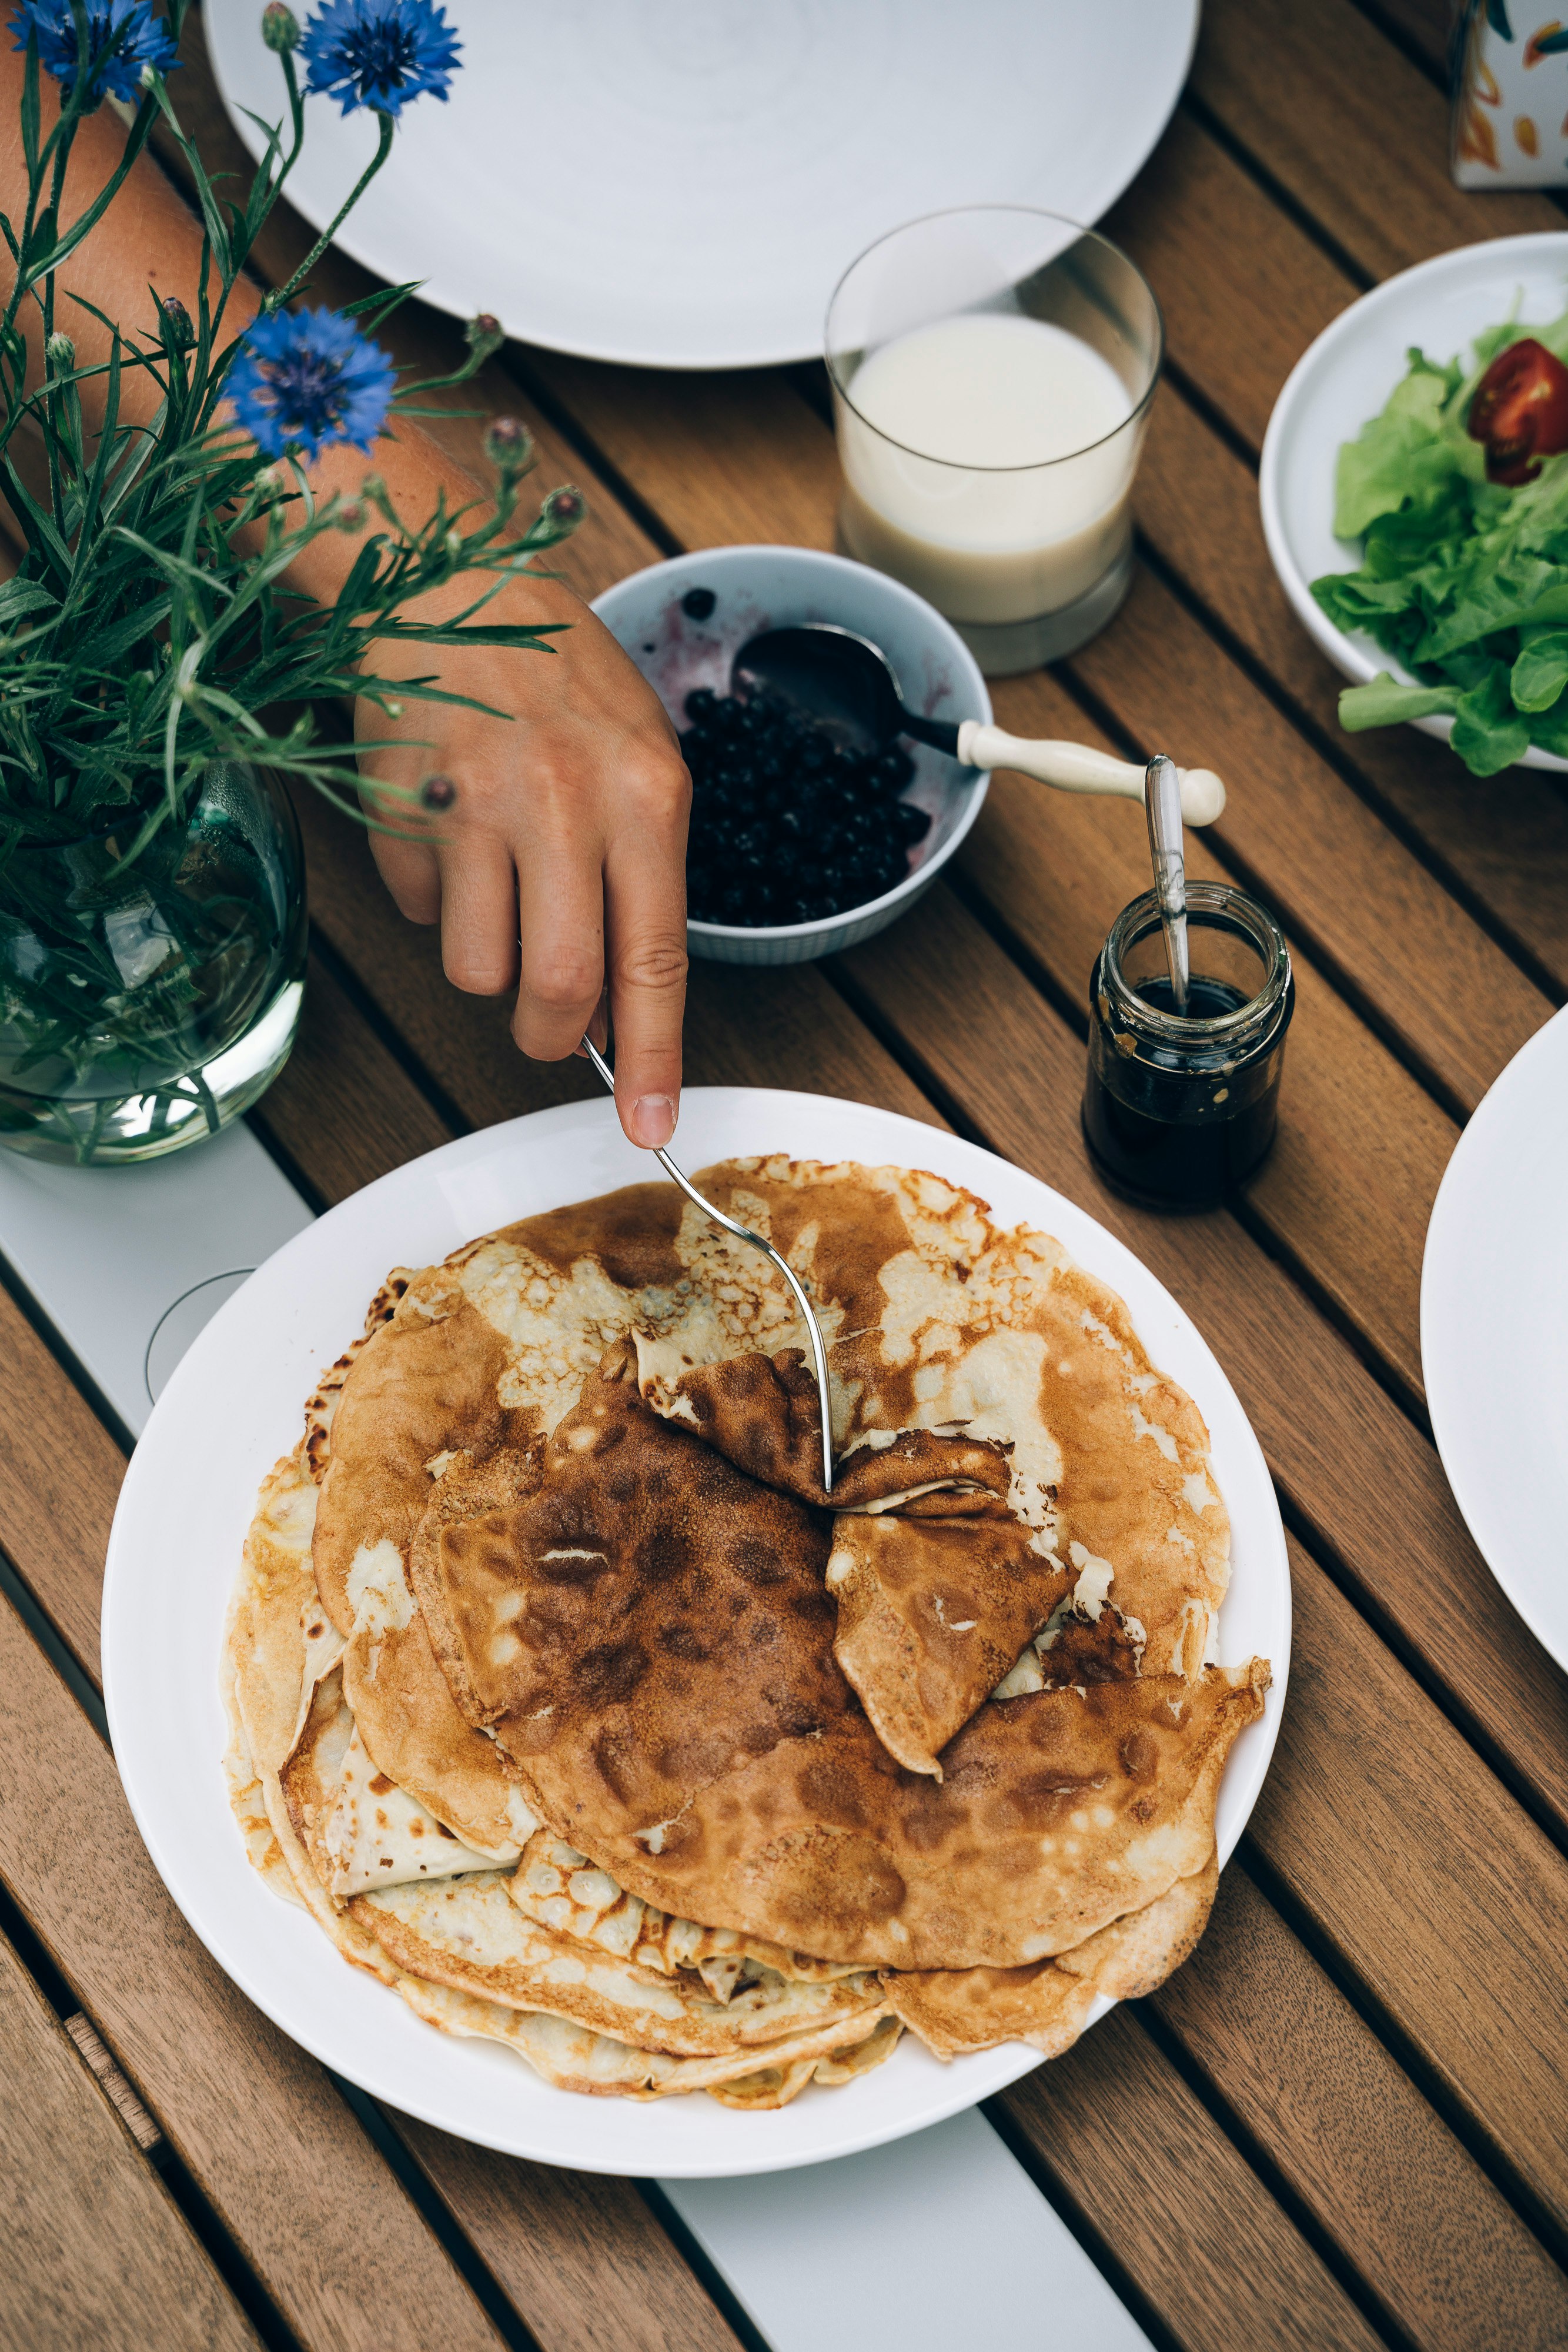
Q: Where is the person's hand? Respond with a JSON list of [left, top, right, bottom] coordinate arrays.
[[353, 565, 692, 1149]]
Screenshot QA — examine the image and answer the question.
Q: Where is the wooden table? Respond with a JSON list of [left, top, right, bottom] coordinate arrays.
[[6, 4, 1568, 2346]]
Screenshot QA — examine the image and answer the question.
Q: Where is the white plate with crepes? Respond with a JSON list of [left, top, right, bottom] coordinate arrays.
[[1423, 1005, 1568, 1673], [104, 1091, 1289, 2177], [204, 0, 1198, 370]]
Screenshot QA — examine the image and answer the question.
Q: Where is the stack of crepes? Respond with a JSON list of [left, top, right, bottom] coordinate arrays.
[[223, 1157, 1269, 2110]]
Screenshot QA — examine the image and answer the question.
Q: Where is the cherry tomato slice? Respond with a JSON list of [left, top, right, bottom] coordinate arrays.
[[1467, 336, 1568, 485]]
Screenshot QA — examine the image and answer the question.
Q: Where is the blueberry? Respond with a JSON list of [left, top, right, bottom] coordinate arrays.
[[894, 801, 932, 846], [685, 687, 717, 721], [681, 587, 717, 621]]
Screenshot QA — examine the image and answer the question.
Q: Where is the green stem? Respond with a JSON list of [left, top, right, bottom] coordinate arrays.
[[266, 111, 394, 312]]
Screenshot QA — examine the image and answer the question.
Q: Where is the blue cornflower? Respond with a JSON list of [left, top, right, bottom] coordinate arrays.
[[226, 307, 396, 463], [9, 0, 179, 106], [298, 0, 459, 119]]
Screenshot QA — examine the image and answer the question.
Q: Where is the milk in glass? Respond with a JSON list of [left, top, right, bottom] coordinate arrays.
[[836, 313, 1138, 626]]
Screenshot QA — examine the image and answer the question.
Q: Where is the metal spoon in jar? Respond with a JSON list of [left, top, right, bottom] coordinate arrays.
[[1145, 751, 1190, 1014], [580, 1031, 835, 1494], [731, 623, 1226, 825]]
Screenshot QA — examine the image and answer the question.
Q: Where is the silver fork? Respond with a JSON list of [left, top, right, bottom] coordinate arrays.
[[580, 1034, 835, 1493]]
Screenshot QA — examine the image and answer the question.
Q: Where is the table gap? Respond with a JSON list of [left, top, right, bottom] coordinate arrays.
[[496, 348, 685, 563], [1160, 353, 1262, 479], [303, 917, 479, 1145], [1236, 1838, 1568, 2278], [1178, 92, 1380, 299], [1123, 2001, 1420, 2352], [0, 1545, 109, 1736], [978, 2090, 1196, 2352], [1273, 1478, 1568, 1875], [1346, 0, 1450, 87], [634, 2182, 775, 2352], [329, 2087, 545, 2352], [0, 1858, 306, 2352]]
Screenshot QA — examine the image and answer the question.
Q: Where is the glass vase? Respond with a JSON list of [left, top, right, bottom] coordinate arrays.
[[0, 761, 307, 1165]]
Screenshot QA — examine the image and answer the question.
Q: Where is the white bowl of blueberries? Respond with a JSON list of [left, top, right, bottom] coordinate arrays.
[[593, 545, 992, 964]]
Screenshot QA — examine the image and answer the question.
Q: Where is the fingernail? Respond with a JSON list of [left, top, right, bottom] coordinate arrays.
[[630, 1093, 676, 1148]]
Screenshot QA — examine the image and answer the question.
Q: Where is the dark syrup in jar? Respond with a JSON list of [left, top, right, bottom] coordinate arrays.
[[1083, 966, 1290, 1209]]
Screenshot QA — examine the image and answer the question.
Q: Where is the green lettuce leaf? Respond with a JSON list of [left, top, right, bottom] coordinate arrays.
[[1338, 673, 1460, 730], [1330, 350, 1465, 539]]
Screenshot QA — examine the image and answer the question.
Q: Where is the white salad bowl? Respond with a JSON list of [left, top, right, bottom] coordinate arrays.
[[1259, 232, 1568, 773], [592, 546, 991, 964]]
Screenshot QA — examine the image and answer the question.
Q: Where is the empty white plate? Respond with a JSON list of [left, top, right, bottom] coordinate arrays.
[[1423, 1005, 1568, 1672], [204, 0, 1198, 369], [1260, 233, 1568, 773], [103, 1090, 1288, 2174]]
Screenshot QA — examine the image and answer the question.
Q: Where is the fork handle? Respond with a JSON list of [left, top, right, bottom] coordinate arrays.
[[955, 722, 1225, 825]]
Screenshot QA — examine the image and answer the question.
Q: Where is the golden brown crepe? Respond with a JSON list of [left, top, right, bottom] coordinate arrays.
[[411, 1344, 851, 1831], [884, 1853, 1219, 2058], [543, 1665, 1266, 1972], [825, 1509, 1069, 1777]]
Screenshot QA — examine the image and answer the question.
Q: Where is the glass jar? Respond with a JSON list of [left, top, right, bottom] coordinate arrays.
[[1084, 881, 1293, 1210], [0, 761, 307, 1165]]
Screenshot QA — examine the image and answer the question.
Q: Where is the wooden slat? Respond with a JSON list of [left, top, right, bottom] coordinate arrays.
[[0, 1590, 506, 2352], [998, 2006, 1384, 2352], [838, 883, 1568, 1840], [396, 2123, 744, 2352], [0, 1283, 123, 1681], [1258, 1536, 1568, 2233], [1367, 0, 1450, 78], [1105, 109, 1355, 448], [0, 1926, 259, 2352], [1192, 0, 1563, 280], [1154, 1868, 1568, 2352]]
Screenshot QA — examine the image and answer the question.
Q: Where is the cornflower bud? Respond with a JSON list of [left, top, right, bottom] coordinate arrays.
[[45, 332, 75, 373], [539, 483, 586, 536], [335, 499, 366, 532], [483, 415, 532, 475], [420, 774, 457, 811], [262, 4, 302, 52], [466, 312, 504, 362], [160, 295, 193, 349]]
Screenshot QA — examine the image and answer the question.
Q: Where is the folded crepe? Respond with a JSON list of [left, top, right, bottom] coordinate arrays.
[[884, 1853, 1219, 2058], [541, 1665, 1266, 1973], [633, 1341, 1070, 1775]]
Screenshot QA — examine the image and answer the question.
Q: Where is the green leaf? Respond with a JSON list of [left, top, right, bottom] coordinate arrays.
[[1450, 664, 1533, 774], [1331, 350, 1466, 540], [1510, 629, 1568, 711], [1338, 672, 1461, 732], [0, 578, 60, 626]]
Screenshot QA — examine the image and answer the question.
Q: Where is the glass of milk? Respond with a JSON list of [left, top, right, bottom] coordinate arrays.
[[825, 208, 1162, 676]]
